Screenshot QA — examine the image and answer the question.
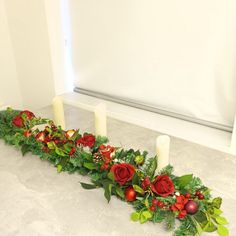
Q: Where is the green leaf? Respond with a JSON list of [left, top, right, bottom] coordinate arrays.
[[104, 183, 113, 203], [212, 197, 222, 209], [21, 144, 31, 156], [144, 198, 149, 208], [176, 174, 193, 188], [203, 221, 217, 232], [47, 141, 56, 150], [130, 212, 140, 222], [140, 210, 152, 224], [215, 216, 228, 225], [55, 147, 66, 156], [217, 225, 229, 236], [115, 186, 124, 199], [80, 182, 97, 189], [107, 172, 115, 181], [57, 164, 62, 173], [133, 185, 144, 194], [143, 157, 157, 178], [83, 162, 97, 170]]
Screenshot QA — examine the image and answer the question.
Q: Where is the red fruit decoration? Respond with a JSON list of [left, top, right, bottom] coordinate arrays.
[[152, 198, 159, 207], [198, 193, 205, 200], [157, 201, 164, 208], [149, 205, 156, 212], [184, 200, 199, 215], [125, 186, 136, 202]]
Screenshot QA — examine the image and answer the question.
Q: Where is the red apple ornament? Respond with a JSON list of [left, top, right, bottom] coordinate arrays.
[[184, 200, 199, 215], [125, 186, 136, 202]]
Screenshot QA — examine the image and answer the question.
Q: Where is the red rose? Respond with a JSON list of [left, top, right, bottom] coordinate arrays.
[[151, 175, 175, 197], [99, 145, 115, 159], [110, 163, 135, 185], [76, 134, 95, 148], [20, 110, 35, 120], [12, 116, 23, 127]]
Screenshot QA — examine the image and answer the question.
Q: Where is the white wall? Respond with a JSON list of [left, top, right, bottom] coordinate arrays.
[[4, 0, 56, 109], [0, 0, 22, 108]]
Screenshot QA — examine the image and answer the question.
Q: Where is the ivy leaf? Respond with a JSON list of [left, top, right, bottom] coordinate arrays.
[[140, 210, 152, 224], [176, 174, 193, 188], [212, 197, 222, 209], [47, 141, 56, 150], [80, 182, 97, 189], [133, 185, 144, 194], [130, 212, 140, 222], [217, 225, 229, 236], [215, 216, 228, 225]]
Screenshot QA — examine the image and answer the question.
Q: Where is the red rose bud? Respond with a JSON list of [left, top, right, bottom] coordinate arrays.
[[125, 186, 136, 202], [178, 210, 187, 219], [65, 129, 75, 139], [99, 145, 115, 159], [141, 177, 151, 190], [151, 175, 175, 197], [12, 116, 23, 127], [35, 131, 45, 142], [69, 147, 76, 156], [149, 205, 156, 212], [23, 130, 31, 137], [110, 163, 135, 185], [76, 134, 95, 148], [20, 110, 35, 120], [170, 195, 188, 212]]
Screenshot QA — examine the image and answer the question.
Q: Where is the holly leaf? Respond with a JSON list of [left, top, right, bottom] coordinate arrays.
[[217, 225, 229, 236], [80, 182, 97, 189]]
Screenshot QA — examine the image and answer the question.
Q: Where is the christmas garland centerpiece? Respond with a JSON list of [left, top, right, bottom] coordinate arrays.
[[0, 108, 229, 236]]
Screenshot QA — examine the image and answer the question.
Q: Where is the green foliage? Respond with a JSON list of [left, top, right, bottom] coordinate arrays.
[[142, 157, 157, 179]]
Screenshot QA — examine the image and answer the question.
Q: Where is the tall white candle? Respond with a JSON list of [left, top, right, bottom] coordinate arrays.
[[52, 96, 65, 130], [156, 135, 170, 174], [94, 103, 107, 136], [230, 115, 236, 153]]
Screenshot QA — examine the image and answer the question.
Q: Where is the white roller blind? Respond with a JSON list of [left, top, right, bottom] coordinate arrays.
[[69, 0, 236, 127]]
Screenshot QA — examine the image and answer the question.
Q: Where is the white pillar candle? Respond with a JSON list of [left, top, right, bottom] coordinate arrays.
[[94, 103, 107, 136], [230, 115, 236, 153], [156, 135, 170, 174], [52, 96, 65, 130]]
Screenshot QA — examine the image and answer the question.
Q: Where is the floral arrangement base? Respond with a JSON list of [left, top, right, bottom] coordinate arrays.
[[0, 108, 229, 236]]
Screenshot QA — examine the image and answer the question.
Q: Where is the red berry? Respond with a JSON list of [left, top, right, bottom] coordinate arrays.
[[195, 191, 201, 196], [125, 186, 137, 202], [149, 205, 156, 212], [185, 193, 191, 198], [157, 201, 164, 208], [152, 199, 159, 207], [198, 194, 205, 200]]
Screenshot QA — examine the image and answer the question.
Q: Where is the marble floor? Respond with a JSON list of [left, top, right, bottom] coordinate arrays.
[[0, 105, 235, 236]]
